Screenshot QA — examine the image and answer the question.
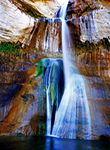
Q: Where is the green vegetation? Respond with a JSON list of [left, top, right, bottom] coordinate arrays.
[[101, 38, 110, 49], [35, 59, 64, 106], [24, 7, 39, 19], [0, 42, 21, 54], [77, 38, 110, 56], [23, 97, 27, 103], [0, 42, 31, 58], [77, 41, 91, 55], [37, 123, 46, 135], [35, 48, 38, 51], [36, 61, 45, 77]]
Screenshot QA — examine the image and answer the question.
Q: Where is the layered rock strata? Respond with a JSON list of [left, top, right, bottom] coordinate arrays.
[[0, 0, 34, 44], [9, 0, 60, 18], [0, 0, 110, 139]]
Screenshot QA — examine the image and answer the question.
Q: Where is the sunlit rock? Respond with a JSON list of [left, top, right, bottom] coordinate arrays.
[[68, 0, 89, 18], [29, 18, 62, 54], [0, 0, 34, 44], [0, 0, 61, 55], [66, 2, 110, 78], [70, 39, 110, 78], [14, 0, 60, 18], [80, 7, 110, 43], [0, 0, 110, 140], [67, 1, 110, 44]]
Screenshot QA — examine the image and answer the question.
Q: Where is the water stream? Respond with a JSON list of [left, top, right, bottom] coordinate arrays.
[[50, 0, 91, 139], [43, 62, 52, 135]]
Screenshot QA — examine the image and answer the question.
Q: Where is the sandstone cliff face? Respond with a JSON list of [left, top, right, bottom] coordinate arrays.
[[0, 0, 110, 140], [0, 0, 34, 44], [84, 76, 110, 139], [0, 0, 61, 55], [12, 0, 60, 18], [67, 1, 110, 139], [67, 0, 110, 43], [0, 0, 109, 54], [28, 18, 61, 54], [79, 7, 110, 43], [0, 57, 109, 140], [0, 57, 37, 135], [0, 58, 64, 136]]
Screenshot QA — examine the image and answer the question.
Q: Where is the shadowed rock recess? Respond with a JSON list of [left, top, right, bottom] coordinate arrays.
[[0, 0, 110, 140]]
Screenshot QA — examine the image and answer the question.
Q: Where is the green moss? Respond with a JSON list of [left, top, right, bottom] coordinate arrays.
[[37, 123, 46, 135], [103, 38, 110, 49], [35, 48, 38, 51], [0, 42, 32, 58], [78, 45, 82, 49], [97, 46, 99, 50], [24, 7, 38, 19], [0, 42, 21, 55], [36, 62, 45, 77], [77, 38, 110, 56], [23, 97, 27, 103], [86, 47, 89, 51], [89, 50, 92, 53]]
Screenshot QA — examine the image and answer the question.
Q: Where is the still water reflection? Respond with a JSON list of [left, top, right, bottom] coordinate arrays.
[[0, 136, 109, 150]]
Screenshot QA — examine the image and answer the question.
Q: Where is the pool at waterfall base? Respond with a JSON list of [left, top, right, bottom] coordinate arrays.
[[0, 136, 110, 150], [0, 0, 110, 145]]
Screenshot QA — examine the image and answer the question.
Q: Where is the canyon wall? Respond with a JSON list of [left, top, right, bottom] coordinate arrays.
[[9, 0, 60, 18], [0, 0, 110, 140]]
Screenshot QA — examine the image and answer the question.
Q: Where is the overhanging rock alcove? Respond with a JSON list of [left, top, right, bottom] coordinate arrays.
[[0, 0, 110, 140]]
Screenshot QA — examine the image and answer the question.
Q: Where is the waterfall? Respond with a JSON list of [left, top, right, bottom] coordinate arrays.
[[43, 62, 52, 135], [43, 59, 64, 136], [51, 0, 91, 139]]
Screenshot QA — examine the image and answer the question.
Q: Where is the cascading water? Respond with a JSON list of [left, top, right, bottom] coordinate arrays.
[[43, 64, 52, 135], [51, 0, 91, 139], [43, 59, 64, 136]]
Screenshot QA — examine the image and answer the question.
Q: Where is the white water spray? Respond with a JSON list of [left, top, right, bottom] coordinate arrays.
[[44, 64, 52, 135], [52, 0, 91, 139]]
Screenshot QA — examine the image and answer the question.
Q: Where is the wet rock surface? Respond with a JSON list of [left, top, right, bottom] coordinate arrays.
[[0, 56, 109, 140], [0, 0, 110, 140], [0, 56, 37, 135], [0, 58, 64, 136], [84, 76, 110, 139]]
